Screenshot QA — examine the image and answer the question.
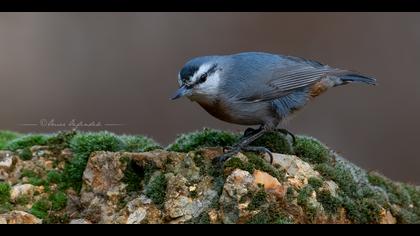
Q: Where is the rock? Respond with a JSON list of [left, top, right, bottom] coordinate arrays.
[[164, 172, 218, 223], [69, 219, 91, 224], [79, 151, 129, 224], [1, 130, 418, 224], [10, 184, 42, 202], [380, 209, 397, 224], [123, 196, 163, 224], [81, 151, 126, 197], [272, 153, 320, 188], [0, 151, 16, 180], [219, 169, 256, 224], [127, 208, 147, 224], [31, 146, 53, 158], [0, 211, 42, 224], [253, 170, 286, 199]]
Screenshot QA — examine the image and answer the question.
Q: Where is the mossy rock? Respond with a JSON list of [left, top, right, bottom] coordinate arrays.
[[294, 136, 331, 165], [145, 172, 167, 206], [120, 135, 161, 152], [250, 131, 294, 154], [5, 134, 50, 151], [0, 183, 11, 205], [167, 128, 240, 152], [0, 131, 21, 150], [62, 131, 125, 192]]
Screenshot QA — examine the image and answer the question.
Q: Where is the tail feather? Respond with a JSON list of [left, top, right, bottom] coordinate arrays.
[[339, 73, 377, 86]]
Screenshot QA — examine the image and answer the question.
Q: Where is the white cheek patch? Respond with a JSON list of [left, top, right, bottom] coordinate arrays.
[[196, 70, 221, 96], [190, 64, 213, 84]]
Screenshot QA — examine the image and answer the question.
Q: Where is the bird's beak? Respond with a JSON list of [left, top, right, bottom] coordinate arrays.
[[171, 85, 189, 100]]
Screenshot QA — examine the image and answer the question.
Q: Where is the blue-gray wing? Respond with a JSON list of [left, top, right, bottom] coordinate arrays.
[[233, 63, 341, 103]]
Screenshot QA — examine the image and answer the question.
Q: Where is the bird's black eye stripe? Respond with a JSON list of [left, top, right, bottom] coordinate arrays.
[[199, 73, 207, 83], [197, 64, 218, 84]]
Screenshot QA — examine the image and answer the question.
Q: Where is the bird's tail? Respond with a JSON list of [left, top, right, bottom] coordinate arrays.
[[331, 70, 377, 86], [340, 73, 377, 85]]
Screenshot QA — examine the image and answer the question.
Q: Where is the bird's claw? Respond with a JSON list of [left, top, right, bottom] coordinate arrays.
[[276, 128, 296, 146], [241, 146, 274, 164], [214, 145, 274, 165]]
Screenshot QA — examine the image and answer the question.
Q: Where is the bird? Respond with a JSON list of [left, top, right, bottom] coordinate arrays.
[[171, 52, 376, 163]]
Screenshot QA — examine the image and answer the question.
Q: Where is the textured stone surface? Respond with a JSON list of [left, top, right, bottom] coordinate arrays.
[[0, 211, 42, 224], [0, 131, 418, 224]]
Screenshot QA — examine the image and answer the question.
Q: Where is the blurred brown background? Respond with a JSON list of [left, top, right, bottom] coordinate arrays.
[[0, 13, 419, 184]]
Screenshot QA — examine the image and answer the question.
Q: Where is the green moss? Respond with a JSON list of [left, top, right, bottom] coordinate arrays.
[[384, 183, 420, 224], [121, 158, 144, 193], [0, 202, 12, 214], [273, 216, 294, 224], [248, 187, 268, 210], [21, 169, 38, 179], [393, 207, 420, 224], [49, 191, 67, 211], [121, 135, 161, 152], [294, 136, 330, 165], [166, 128, 240, 153], [297, 185, 314, 206], [46, 170, 62, 184], [368, 172, 411, 207], [317, 190, 341, 215], [340, 194, 383, 224], [297, 185, 320, 222], [5, 134, 50, 151], [315, 163, 358, 199], [42, 213, 69, 224], [314, 162, 389, 223], [189, 211, 211, 224], [192, 152, 208, 176], [0, 131, 21, 150], [224, 157, 254, 174], [62, 131, 125, 192], [18, 147, 33, 161], [16, 195, 30, 205], [308, 177, 324, 190], [30, 193, 68, 222], [404, 184, 420, 217], [30, 199, 51, 219], [246, 210, 271, 224], [0, 183, 11, 205], [246, 201, 293, 224], [145, 173, 167, 205], [46, 130, 77, 150], [286, 187, 296, 202], [250, 131, 293, 154], [29, 177, 46, 186]]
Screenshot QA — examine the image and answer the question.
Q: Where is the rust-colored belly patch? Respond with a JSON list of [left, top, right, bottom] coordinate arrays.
[[309, 81, 329, 98], [197, 100, 233, 123]]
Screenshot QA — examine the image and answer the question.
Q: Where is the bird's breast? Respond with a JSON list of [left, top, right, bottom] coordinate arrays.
[[195, 98, 274, 126], [196, 99, 235, 124]]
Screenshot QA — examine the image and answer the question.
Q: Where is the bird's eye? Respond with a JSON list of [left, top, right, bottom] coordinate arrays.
[[199, 74, 207, 83]]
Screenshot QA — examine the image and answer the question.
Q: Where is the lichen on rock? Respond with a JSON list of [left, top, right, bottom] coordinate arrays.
[[0, 128, 418, 224]]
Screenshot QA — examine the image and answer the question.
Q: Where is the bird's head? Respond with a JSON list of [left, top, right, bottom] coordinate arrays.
[[171, 57, 222, 101]]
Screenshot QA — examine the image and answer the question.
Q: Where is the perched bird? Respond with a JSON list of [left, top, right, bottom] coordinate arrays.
[[172, 52, 376, 163]]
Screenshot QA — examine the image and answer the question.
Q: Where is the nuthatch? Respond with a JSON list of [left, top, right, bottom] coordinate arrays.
[[172, 52, 376, 163]]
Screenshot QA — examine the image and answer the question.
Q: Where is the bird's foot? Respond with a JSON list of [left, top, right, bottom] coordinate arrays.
[[239, 127, 262, 142], [213, 144, 273, 166], [276, 128, 297, 146]]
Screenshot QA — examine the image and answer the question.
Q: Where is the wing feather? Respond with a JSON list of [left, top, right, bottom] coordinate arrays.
[[235, 65, 339, 103]]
